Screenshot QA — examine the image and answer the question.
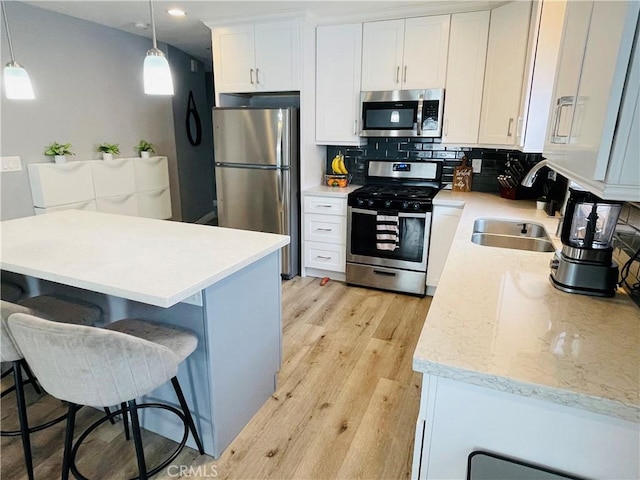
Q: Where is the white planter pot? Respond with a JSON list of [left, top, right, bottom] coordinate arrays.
[[54, 155, 66, 164], [102, 153, 114, 161], [140, 151, 151, 159]]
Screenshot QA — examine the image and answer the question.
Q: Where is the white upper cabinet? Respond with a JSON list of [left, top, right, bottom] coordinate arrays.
[[478, 1, 532, 146], [441, 10, 490, 144], [517, 0, 567, 153], [316, 23, 365, 146], [545, 0, 640, 201], [212, 20, 300, 95], [361, 16, 450, 91]]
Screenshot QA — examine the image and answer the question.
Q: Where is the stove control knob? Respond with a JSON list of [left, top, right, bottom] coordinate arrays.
[[402, 201, 409, 210], [357, 198, 364, 206], [367, 199, 375, 207], [384, 200, 392, 208], [412, 202, 420, 210]]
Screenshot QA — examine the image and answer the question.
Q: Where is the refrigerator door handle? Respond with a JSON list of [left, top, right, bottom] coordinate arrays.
[[276, 109, 283, 168], [215, 162, 287, 170]]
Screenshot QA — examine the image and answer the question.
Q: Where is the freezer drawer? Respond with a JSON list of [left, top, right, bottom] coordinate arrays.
[[216, 166, 289, 235]]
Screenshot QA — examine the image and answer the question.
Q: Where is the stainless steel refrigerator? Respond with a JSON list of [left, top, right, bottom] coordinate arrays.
[[213, 107, 299, 279]]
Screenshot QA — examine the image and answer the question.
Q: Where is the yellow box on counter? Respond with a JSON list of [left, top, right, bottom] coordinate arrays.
[[325, 174, 351, 188]]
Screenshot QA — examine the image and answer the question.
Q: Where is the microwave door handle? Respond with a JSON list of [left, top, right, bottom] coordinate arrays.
[[416, 95, 424, 136]]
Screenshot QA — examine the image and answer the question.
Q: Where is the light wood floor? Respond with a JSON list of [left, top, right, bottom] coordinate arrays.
[[1, 277, 431, 479]]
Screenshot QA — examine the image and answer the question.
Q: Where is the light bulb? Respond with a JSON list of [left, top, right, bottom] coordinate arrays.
[[3, 62, 35, 100], [143, 49, 174, 95]]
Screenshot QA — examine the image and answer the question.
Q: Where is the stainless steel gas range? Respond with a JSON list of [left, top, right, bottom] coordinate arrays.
[[346, 160, 442, 296]]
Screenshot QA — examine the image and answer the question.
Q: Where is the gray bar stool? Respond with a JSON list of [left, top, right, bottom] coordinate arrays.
[[0, 299, 110, 480], [18, 294, 102, 326], [1, 281, 24, 302], [7, 314, 205, 480]]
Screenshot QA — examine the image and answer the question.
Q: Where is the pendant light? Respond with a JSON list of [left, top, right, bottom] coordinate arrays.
[[143, 0, 173, 95], [1, 0, 35, 99]]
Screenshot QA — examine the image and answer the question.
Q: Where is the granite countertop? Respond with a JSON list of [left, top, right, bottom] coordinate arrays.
[[0, 210, 289, 308], [414, 191, 639, 423], [302, 184, 361, 198]]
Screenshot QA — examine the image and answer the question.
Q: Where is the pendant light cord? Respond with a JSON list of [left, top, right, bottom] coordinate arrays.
[[148, 0, 158, 50], [1, 1, 17, 63]]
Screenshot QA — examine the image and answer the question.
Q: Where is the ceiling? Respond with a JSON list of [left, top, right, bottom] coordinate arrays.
[[25, 1, 508, 70]]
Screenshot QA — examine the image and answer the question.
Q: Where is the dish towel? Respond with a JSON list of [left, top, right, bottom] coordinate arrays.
[[376, 213, 400, 251]]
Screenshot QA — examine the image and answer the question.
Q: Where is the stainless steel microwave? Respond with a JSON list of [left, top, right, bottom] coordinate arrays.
[[360, 89, 444, 138]]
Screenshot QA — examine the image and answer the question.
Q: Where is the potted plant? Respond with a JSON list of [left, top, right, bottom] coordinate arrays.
[[97, 143, 120, 161], [44, 142, 75, 164], [136, 140, 155, 159]]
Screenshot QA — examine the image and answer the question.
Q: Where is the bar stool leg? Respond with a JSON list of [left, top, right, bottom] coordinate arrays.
[[62, 403, 77, 480], [128, 399, 148, 480], [171, 377, 205, 454], [121, 402, 130, 441], [13, 360, 35, 480]]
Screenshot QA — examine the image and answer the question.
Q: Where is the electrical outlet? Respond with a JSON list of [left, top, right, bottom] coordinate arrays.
[[1, 156, 22, 172], [472, 159, 482, 173]]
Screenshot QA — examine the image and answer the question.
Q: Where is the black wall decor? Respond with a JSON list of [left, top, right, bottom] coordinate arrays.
[[186, 91, 202, 146]]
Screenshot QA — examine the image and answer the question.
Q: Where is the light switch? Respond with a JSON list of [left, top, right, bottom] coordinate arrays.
[[1, 156, 22, 172], [472, 159, 482, 173]]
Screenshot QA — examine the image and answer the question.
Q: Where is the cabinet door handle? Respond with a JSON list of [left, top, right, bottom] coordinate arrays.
[[250, 68, 254, 84], [517, 117, 523, 138], [396, 66, 400, 83], [550, 96, 573, 144], [316, 204, 333, 208], [403, 65, 407, 83], [353, 120, 357, 135], [444, 119, 449, 137], [256, 68, 260, 84], [316, 255, 333, 260], [316, 228, 333, 232], [507, 118, 514, 137]]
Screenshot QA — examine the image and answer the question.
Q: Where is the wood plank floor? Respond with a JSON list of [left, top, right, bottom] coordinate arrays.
[[1, 277, 431, 479]]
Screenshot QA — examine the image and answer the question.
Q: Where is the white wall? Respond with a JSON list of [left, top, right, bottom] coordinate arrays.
[[0, 2, 180, 221]]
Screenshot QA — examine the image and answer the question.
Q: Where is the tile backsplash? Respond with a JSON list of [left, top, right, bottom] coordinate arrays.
[[326, 138, 544, 197], [614, 202, 640, 306]]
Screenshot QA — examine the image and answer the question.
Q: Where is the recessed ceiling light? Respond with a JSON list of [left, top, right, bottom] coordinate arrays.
[[134, 21, 149, 30], [167, 9, 186, 17]]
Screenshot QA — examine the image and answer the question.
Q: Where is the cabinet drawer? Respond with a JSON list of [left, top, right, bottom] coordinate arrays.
[[92, 158, 136, 197], [34, 200, 97, 215], [137, 188, 172, 220], [133, 156, 169, 191], [28, 162, 96, 208], [304, 242, 345, 272], [96, 194, 139, 217], [304, 214, 346, 244], [303, 195, 347, 216]]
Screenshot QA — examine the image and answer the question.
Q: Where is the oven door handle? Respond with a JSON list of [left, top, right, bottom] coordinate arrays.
[[350, 207, 429, 219]]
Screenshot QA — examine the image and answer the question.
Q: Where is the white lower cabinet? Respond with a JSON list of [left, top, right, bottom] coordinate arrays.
[[412, 375, 639, 479], [426, 205, 462, 294], [137, 188, 172, 220], [302, 190, 349, 280], [304, 242, 345, 272], [28, 157, 171, 219], [34, 200, 97, 215], [95, 194, 139, 217]]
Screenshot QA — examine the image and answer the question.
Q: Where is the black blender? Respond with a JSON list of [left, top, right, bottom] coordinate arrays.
[[550, 188, 622, 297]]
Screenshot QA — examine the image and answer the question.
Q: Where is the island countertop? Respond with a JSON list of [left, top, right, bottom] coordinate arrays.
[[414, 191, 639, 423], [1, 210, 289, 308]]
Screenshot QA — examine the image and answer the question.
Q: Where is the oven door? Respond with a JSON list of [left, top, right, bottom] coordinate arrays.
[[347, 207, 431, 271]]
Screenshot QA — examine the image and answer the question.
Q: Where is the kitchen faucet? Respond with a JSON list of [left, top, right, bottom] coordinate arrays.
[[521, 159, 551, 187]]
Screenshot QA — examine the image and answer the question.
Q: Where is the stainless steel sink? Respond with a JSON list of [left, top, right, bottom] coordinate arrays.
[[471, 218, 555, 252], [472, 218, 548, 238]]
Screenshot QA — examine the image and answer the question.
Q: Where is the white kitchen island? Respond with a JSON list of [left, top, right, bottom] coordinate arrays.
[[0, 210, 290, 458], [412, 192, 639, 479]]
